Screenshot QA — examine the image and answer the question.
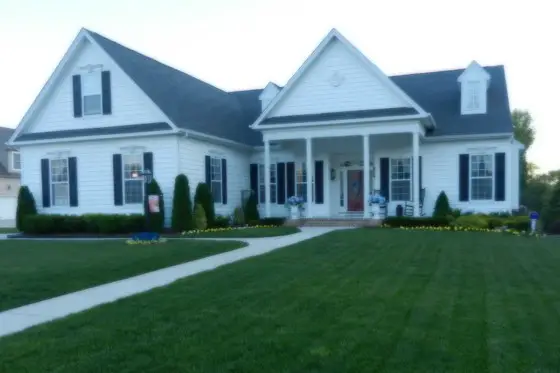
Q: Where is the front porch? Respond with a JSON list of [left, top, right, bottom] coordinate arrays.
[[255, 127, 426, 220]]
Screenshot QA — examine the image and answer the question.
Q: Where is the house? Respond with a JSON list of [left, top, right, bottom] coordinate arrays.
[[7, 28, 523, 223], [0, 127, 21, 224]]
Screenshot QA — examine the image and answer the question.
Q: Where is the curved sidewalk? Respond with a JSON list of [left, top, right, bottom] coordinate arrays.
[[0, 227, 340, 338]]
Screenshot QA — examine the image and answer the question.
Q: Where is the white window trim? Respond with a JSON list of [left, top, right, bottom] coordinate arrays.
[[11, 151, 21, 171], [462, 80, 486, 115], [123, 154, 144, 205], [210, 156, 223, 204], [82, 71, 103, 116], [390, 157, 412, 201], [50, 158, 70, 207], [295, 162, 314, 202], [469, 153, 494, 201]]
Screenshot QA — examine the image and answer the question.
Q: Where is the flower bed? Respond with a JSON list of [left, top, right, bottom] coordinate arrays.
[[380, 224, 546, 238]]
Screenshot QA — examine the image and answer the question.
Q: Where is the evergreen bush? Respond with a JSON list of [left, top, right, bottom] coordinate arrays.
[[143, 179, 165, 232], [16, 186, 37, 231], [194, 183, 215, 227], [244, 191, 260, 223], [194, 204, 207, 230], [433, 191, 452, 218], [171, 174, 193, 232]]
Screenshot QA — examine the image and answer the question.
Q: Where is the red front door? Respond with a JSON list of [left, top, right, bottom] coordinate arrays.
[[347, 170, 364, 212]]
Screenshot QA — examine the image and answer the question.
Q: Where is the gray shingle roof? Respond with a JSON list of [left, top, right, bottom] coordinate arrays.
[[261, 107, 419, 125], [15, 122, 172, 142], [87, 30, 512, 145]]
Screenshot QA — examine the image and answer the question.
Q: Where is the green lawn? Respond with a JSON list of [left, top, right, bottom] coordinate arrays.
[[0, 239, 243, 312], [185, 226, 299, 238], [2, 229, 560, 372]]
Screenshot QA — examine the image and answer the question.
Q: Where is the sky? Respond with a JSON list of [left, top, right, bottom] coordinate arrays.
[[0, 0, 558, 172]]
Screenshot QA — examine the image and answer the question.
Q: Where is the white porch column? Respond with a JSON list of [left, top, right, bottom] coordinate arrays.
[[264, 139, 271, 218], [363, 135, 371, 219], [306, 138, 313, 218], [412, 132, 420, 217]]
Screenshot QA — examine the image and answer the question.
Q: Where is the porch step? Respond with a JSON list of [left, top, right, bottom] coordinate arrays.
[[285, 218, 382, 227]]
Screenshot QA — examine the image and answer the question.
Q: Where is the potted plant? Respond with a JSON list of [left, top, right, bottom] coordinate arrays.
[[286, 196, 305, 219], [368, 192, 386, 219]]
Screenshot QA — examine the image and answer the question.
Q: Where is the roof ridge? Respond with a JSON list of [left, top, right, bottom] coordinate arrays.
[[86, 29, 229, 96], [390, 64, 504, 78]]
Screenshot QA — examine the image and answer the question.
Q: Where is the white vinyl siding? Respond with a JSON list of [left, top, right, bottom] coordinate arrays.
[[50, 158, 69, 206], [123, 154, 143, 204]]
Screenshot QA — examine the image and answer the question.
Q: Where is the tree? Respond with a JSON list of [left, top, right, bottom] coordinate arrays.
[[512, 109, 536, 207], [15, 186, 37, 231], [171, 174, 193, 232], [143, 179, 165, 232], [543, 181, 560, 233], [433, 191, 452, 218], [194, 183, 215, 227], [244, 191, 260, 224]]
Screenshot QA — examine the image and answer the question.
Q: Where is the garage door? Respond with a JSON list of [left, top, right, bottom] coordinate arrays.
[[0, 196, 17, 220]]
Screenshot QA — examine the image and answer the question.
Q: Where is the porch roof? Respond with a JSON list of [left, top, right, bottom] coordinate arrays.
[[260, 107, 419, 125]]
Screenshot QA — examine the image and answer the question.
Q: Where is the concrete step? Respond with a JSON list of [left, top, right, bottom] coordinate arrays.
[[285, 218, 382, 227]]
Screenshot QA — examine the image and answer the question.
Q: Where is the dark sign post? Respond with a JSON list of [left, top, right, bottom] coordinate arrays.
[[529, 211, 539, 233]]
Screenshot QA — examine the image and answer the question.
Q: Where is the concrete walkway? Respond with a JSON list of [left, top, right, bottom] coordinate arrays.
[[0, 227, 340, 338]]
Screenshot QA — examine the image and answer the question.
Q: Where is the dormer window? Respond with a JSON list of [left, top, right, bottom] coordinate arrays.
[[82, 71, 102, 115], [458, 61, 490, 115], [11, 151, 21, 171]]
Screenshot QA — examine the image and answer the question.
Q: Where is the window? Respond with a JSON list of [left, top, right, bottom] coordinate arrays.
[[295, 162, 314, 202], [470, 154, 493, 200], [12, 152, 21, 171], [257, 164, 276, 204], [210, 157, 222, 203], [123, 154, 143, 204], [466, 81, 480, 111], [390, 158, 411, 201], [82, 72, 102, 115], [339, 170, 344, 207], [50, 158, 69, 206]]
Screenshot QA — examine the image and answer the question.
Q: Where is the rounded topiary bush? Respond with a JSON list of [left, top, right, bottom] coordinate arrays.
[[433, 191, 452, 219], [171, 174, 193, 232], [194, 204, 207, 230], [194, 183, 215, 228], [454, 215, 488, 229], [16, 186, 37, 232]]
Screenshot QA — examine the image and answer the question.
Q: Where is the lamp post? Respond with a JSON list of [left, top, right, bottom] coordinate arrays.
[[132, 169, 153, 231]]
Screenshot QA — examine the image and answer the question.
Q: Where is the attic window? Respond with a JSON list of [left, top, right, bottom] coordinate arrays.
[[466, 81, 481, 110], [82, 72, 102, 115]]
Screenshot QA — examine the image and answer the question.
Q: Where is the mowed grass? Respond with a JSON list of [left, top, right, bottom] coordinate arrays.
[[0, 239, 244, 311], [2, 229, 560, 372], [185, 226, 299, 238]]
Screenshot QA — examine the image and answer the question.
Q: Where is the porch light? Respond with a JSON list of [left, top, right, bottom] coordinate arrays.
[[330, 168, 336, 181]]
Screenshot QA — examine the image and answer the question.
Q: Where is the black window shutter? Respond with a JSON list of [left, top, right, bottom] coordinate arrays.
[[221, 158, 227, 204], [495, 152, 506, 201], [72, 75, 82, 118], [250, 163, 258, 195], [101, 71, 112, 115], [113, 154, 123, 206], [277, 162, 286, 204], [380, 158, 390, 201], [286, 162, 295, 197], [143, 152, 153, 173], [314, 160, 324, 204], [41, 159, 50, 207], [69, 157, 78, 207], [204, 155, 211, 187], [459, 154, 470, 201]]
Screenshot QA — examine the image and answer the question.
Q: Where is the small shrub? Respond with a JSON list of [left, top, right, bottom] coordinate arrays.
[[454, 215, 488, 229], [433, 191, 452, 218], [450, 208, 462, 219], [144, 179, 165, 233], [384, 216, 450, 228], [194, 204, 207, 230], [489, 211, 513, 218], [232, 206, 245, 226], [486, 217, 505, 230], [171, 174, 193, 232], [244, 191, 259, 223], [214, 215, 231, 228], [194, 183, 215, 227], [247, 220, 260, 227], [543, 181, 560, 232], [258, 217, 286, 226], [504, 216, 530, 231], [16, 186, 37, 231]]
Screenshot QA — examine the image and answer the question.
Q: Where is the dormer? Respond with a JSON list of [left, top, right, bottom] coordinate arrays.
[[457, 61, 491, 115], [259, 82, 281, 112]]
